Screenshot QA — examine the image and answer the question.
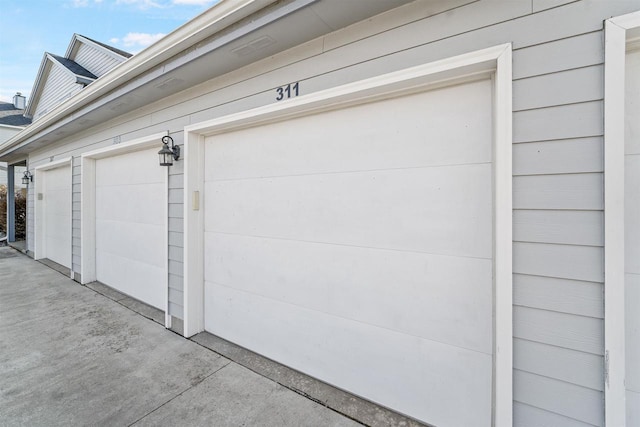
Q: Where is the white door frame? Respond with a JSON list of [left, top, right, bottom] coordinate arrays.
[[183, 44, 513, 426], [80, 132, 170, 327], [604, 10, 640, 427], [34, 157, 73, 277]]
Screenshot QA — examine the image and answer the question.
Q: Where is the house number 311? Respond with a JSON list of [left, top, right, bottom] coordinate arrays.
[[275, 82, 300, 101]]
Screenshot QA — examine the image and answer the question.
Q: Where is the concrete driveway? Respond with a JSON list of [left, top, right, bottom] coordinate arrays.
[[0, 247, 361, 427]]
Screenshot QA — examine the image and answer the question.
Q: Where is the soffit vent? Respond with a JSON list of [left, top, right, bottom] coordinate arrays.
[[231, 35, 276, 57], [155, 77, 184, 90]]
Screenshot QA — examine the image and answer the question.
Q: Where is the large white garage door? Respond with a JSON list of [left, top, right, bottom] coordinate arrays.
[[625, 47, 640, 426], [40, 165, 71, 268], [203, 79, 494, 426], [95, 147, 165, 310]]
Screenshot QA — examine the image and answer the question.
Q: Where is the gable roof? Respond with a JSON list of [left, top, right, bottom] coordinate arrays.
[[24, 35, 129, 119], [0, 102, 31, 127], [69, 34, 133, 58], [72, 34, 133, 59]]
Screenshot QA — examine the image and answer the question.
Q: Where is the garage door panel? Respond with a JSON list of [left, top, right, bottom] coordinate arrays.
[[626, 273, 640, 392], [205, 232, 493, 353], [202, 78, 494, 425], [45, 189, 71, 214], [96, 148, 165, 186], [46, 220, 71, 241], [94, 146, 165, 311], [626, 49, 640, 155], [96, 250, 165, 309], [96, 183, 164, 225], [96, 220, 164, 267], [205, 80, 492, 182], [626, 155, 640, 274], [44, 166, 70, 190], [42, 165, 72, 268], [205, 282, 492, 427], [206, 163, 492, 259]]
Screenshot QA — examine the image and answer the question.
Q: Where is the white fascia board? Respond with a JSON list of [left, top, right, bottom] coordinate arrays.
[[33, 156, 73, 172], [64, 33, 82, 59], [0, 124, 27, 130], [0, 0, 281, 156], [24, 53, 53, 118], [66, 34, 128, 63], [604, 10, 640, 427], [82, 131, 167, 159]]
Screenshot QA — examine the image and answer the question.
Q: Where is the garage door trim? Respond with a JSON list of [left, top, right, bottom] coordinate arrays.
[[603, 11, 640, 426], [34, 156, 73, 277], [81, 132, 170, 327], [183, 44, 513, 425]]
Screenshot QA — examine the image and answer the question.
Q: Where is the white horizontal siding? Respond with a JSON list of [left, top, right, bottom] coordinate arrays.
[[512, 31, 602, 80], [514, 243, 603, 283], [513, 137, 602, 176], [514, 210, 603, 247], [74, 42, 123, 77], [514, 370, 603, 426], [513, 65, 602, 111], [514, 274, 603, 318], [513, 173, 603, 211], [514, 306, 603, 355], [33, 64, 82, 122], [514, 101, 603, 143], [514, 339, 603, 391], [514, 402, 597, 427], [532, 0, 579, 13]]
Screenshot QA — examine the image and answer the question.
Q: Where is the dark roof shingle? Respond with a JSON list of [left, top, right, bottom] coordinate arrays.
[[50, 54, 97, 80], [0, 102, 31, 127]]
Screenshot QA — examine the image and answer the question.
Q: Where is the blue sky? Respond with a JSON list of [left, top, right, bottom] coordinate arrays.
[[0, 0, 219, 103]]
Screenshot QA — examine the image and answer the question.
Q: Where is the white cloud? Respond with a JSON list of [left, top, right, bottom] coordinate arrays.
[[70, 0, 105, 7], [172, 0, 216, 5], [115, 0, 163, 9], [119, 32, 166, 48]]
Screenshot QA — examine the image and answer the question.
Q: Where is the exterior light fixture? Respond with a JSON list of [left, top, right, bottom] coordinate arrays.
[[22, 170, 33, 185], [158, 135, 180, 166]]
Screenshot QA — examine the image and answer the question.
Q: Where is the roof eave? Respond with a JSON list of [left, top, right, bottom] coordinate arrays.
[[0, 0, 277, 157]]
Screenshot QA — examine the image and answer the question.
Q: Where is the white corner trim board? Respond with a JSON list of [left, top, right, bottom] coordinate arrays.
[[81, 132, 170, 327], [33, 157, 74, 277], [183, 44, 513, 426], [604, 10, 640, 427]]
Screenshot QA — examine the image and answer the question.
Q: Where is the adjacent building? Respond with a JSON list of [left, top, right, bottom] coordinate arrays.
[[0, 1, 639, 426]]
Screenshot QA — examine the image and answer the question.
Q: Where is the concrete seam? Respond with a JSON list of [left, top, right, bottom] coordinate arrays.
[[126, 360, 233, 426], [186, 337, 422, 427]]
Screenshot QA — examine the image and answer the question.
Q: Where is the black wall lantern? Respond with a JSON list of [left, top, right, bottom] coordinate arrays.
[[22, 170, 33, 185], [158, 135, 180, 166]]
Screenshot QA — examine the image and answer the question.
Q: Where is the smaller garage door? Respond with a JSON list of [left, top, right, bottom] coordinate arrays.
[[39, 164, 72, 268], [94, 147, 166, 310]]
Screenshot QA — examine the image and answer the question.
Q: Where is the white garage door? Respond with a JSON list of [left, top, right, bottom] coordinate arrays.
[[203, 79, 494, 426], [95, 147, 165, 310], [625, 48, 640, 426], [40, 165, 71, 268]]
